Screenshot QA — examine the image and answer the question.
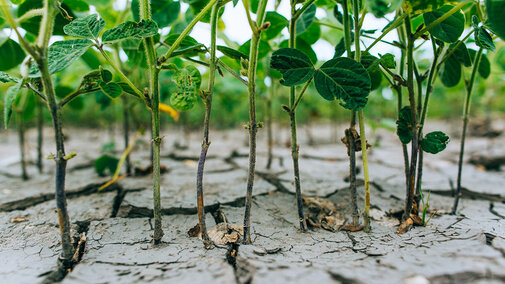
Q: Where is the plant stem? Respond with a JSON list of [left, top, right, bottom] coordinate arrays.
[[243, 0, 269, 245], [288, 0, 308, 232], [266, 79, 274, 169], [36, 100, 44, 174], [196, 3, 220, 247], [160, 0, 219, 63], [403, 15, 419, 221], [352, 0, 371, 232], [343, 0, 359, 227], [122, 96, 132, 175], [16, 111, 28, 180], [415, 37, 440, 206], [140, 0, 164, 244], [364, 12, 408, 53], [453, 48, 483, 214]]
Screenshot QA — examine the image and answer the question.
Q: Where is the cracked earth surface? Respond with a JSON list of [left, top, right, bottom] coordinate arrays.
[[1, 121, 505, 284]]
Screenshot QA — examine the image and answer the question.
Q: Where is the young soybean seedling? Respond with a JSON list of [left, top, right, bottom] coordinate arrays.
[[61, 0, 222, 243], [242, 0, 270, 245], [453, 10, 501, 213], [0, 0, 85, 267]]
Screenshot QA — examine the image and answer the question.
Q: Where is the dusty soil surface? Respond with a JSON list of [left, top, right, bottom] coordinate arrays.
[[1, 120, 505, 284]]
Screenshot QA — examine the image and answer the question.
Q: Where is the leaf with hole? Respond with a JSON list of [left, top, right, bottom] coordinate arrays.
[[170, 65, 201, 111], [63, 14, 105, 40], [102, 20, 159, 43], [314, 57, 371, 110], [421, 131, 449, 154], [270, 48, 315, 87]]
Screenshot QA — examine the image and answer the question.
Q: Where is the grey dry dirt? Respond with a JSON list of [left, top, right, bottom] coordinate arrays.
[[1, 121, 505, 283]]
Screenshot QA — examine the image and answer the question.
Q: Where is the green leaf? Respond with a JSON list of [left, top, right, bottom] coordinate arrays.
[[396, 106, 413, 144], [95, 154, 119, 176], [0, 39, 25, 71], [485, 0, 505, 41], [131, 0, 181, 28], [405, 0, 448, 14], [118, 82, 139, 97], [0, 71, 19, 83], [100, 68, 113, 83], [423, 5, 465, 43], [270, 48, 315, 87], [421, 131, 449, 154], [314, 57, 371, 110], [164, 34, 206, 57], [170, 65, 201, 111], [100, 82, 122, 98], [439, 54, 461, 87], [63, 14, 105, 39], [10, 0, 25, 4], [475, 27, 496, 52], [366, 0, 403, 18], [29, 39, 93, 77], [298, 22, 321, 45], [217, 45, 249, 61], [18, 0, 75, 36], [469, 49, 491, 79], [102, 20, 159, 43], [262, 12, 288, 41], [239, 39, 271, 60], [296, 4, 317, 35], [4, 79, 24, 128], [379, 53, 396, 69], [279, 38, 318, 64], [450, 41, 471, 67], [333, 39, 346, 58]]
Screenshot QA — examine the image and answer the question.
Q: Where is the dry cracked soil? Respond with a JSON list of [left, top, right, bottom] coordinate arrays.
[[1, 121, 505, 284]]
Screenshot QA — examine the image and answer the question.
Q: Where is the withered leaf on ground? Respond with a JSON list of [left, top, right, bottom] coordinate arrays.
[[206, 223, 244, 245]]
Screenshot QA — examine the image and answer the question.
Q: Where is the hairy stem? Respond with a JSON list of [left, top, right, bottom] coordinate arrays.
[[141, 0, 164, 244], [17, 112, 28, 180], [122, 96, 132, 175], [288, 0, 309, 232], [403, 16, 419, 221], [243, 0, 269, 245], [453, 48, 483, 214], [266, 79, 274, 169], [196, 3, 220, 246], [36, 99, 44, 173]]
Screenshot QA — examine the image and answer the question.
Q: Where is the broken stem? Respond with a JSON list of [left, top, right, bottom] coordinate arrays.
[[453, 48, 483, 214]]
